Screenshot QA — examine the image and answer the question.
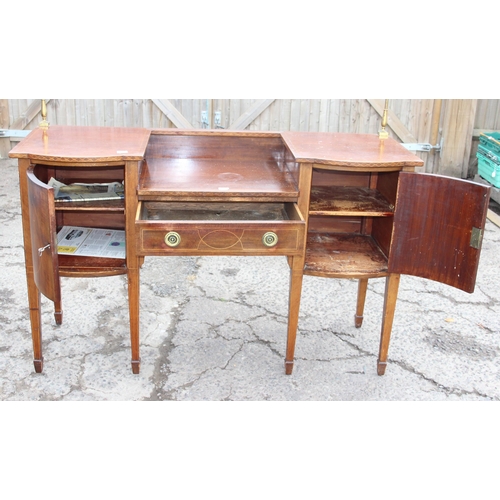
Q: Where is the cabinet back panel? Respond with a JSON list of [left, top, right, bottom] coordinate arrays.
[[33, 165, 124, 185], [372, 217, 393, 257], [312, 170, 371, 188], [376, 171, 399, 206], [308, 215, 362, 234], [57, 212, 125, 230], [146, 134, 286, 162]]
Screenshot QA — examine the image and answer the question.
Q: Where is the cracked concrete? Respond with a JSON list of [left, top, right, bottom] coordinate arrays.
[[1, 157, 500, 400]]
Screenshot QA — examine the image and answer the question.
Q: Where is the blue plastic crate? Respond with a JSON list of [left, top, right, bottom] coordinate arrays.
[[479, 132, 500, 157], [478, 144, 500, 163], [477, 151, 500, 188]]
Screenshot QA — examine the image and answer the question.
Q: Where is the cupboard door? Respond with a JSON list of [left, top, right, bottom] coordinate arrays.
[[388, 172, 490, 293], [27, 169, 61, 303]]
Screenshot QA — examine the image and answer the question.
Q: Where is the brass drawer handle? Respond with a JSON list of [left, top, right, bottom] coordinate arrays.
[[262, 231, 278, 247], [164, 231, 181, 247]]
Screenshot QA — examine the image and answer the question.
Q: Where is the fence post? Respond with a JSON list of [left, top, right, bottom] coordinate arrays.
[[0, 100, 10, 158], [439, 99, 477, 178]]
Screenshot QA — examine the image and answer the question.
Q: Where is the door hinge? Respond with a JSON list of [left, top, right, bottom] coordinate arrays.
[[402, 140, 442, 153], [470, 227, 483, 249], [0, 129, 31, 138]]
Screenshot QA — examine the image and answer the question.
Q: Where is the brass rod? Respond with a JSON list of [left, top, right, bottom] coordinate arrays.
[[379, 99, 389, 139], [39, 99, 49, 129]]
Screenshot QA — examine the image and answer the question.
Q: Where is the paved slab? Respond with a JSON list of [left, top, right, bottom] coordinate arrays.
[[1, 158, 499, 400]]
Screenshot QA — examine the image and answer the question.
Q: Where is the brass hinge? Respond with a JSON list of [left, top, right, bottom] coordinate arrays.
[[470, 227, 483, 249]]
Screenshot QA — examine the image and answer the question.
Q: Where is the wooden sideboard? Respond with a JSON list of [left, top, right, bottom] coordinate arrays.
[[9, 126, 490, 376]]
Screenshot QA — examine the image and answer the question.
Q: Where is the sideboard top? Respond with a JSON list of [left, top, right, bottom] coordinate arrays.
[[9, 126, 151, 162], [281, 132, 425, 168], [9, 126, 424, 169]]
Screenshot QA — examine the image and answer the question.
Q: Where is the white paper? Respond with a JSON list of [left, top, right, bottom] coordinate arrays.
[[57, 226, 126, 259]]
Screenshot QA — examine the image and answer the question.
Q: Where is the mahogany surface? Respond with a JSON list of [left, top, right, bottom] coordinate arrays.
[[26, 170, 60, 303], [139, 158, 298, 201], [304, 233, 389, 278], [11, 126, 489, 379], [140, 134, 297, 201], [281, 132, 425, 169], [9, 126, 151, 161], [389, 172, 490, 292], [309, 186, 394, 216]]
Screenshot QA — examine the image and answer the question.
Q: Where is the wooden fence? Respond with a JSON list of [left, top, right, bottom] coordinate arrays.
[[2, 98, 499, 178]]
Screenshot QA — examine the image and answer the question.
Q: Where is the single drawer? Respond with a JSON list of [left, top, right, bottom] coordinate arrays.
[[136, 201, 305, 256]]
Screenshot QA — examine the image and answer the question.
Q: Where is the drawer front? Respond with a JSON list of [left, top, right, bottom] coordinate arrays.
[[136, 203, 305, 256]]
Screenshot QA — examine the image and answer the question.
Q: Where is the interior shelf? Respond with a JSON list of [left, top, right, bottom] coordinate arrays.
[[54, 200, 124, 211], [309, 186, 394, 217], [58, 255, 127, 277], [304, 232, 389, 278]]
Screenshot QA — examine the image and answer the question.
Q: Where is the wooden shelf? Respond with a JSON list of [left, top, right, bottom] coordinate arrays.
[[54, 200, 124, 212], [309, 186, 394, 217], [304, 232, 389, 278], [58, 255, 127, 277], [139, 157, 298, 202]]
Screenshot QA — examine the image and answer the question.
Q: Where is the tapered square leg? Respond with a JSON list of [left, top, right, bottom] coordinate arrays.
[[54, 300, 63, 325], [128, 266, 141, 374], [354, 278, 368, 328], [377, 273, 400, 375], [285, 256, 305, 375]]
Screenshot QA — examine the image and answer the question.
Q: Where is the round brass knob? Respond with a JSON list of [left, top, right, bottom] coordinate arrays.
[[262, 231, 278, 247], [164, 231, 181, 247]]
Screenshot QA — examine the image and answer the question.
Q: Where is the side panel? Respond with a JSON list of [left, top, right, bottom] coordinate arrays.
[[388, 172, 490, 293], [27, 169, 61, 303]]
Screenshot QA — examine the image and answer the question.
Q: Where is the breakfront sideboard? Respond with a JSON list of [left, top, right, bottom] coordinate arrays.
[[9, 126, 490, 376]]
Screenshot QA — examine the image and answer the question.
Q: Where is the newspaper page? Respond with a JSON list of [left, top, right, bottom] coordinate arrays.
[[57, 226, 126, 259], [48, 178, 124, 202]]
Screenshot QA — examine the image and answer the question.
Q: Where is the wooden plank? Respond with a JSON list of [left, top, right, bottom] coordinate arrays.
[[310, 100, 321, 132], [152, 99, 193, 129], [367, 100, 382, 134], [269, 99, 280, 131], [104, 99, 114, 127], [318, 99, 329, 132], [439, 99, 477, 178], [299, 100, 310, 132], [229, 99, 275, 130], [419, 99, 440, 173], [290, 99, 301, 131], [487, 208, 500, 227], [0, 99, 10, 158], [257, 99, 269, 130], [429, 99, 442, 145], [367, 99, 417, 143], [359, 99, 373, 134], [351, 99, 361, 133], [123, 99, 132, 127], [279, 99, 291, 131], [339, 99, 350, 133], [328, 100, 340, 132], [483, 99, 499, 130], [75, 100, 83, 125], [183, 100, 194, 129]]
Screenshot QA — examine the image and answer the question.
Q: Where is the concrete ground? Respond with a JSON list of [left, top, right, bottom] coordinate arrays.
[[1, 157, 500, 401]]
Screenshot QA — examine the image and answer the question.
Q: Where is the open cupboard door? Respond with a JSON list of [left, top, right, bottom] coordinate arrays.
[[27, 169, 62, 314], [388, 172, 490, 293]]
